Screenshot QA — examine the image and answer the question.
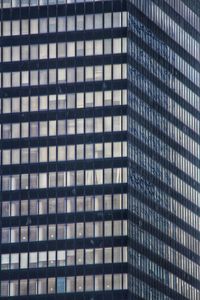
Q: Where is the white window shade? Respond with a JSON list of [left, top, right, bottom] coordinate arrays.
[[39, 173, 47, 188]]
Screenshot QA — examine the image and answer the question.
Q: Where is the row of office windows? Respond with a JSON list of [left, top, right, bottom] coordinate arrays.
[[0, 90, 127, 114], [131, 119, 200, 198], [1, 64, 127, 88], [0, 38, 127, 62], [130, 14, 200, 87], [2, 0, 100, 8], [131, 95, 200, 174], [130, 68, 200, 161], [2, 0, 99, 8], [1, 194, 127, 218], [130, 65, 199, 130], [0, 273, 128, 297], [1, 116, 127, 139], [0, 12, 127, 36], [130, 248, 199, 300], [166, 97, 200, 136], [1, 246, 127, 270], [129, 85, 199, 160], [130, 223, 200, 280], [1, 141, 127, 165], [1, 167, 127, 191], [130, 196, 199, 255], [129, 135, 199, 230], [130, 141, 199, 208], [168, 198, 199, 231], [129, 275, 171, 300], [1, 220, 128, 243], [129, 41, 174, 84], [132, 142, 200, 204], [164, 0, 200, 34], [1, 64, 127, 89], [131, 0, 200, 62], [130, 41, 200, 115], [130, 169, 199, 233]]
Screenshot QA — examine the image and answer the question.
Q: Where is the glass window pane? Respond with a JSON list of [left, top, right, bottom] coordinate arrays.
[[57, 277, 65, 293]]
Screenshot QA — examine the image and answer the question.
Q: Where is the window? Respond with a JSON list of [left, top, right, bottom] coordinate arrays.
[[67, 16, 75, 31], [67, 68, 75, 82], [21, 226, 28, 242], [104, 13, 112, 28], [48, 251, 56, 267], [49, 225, 56, 240], [57, 251, 65, 266], [22, 20, 29, 35], [76, 223, 84, 238], [11, 201, 19, 216], [95, 276, 103, 291], [49, 44, 56, 59], [57, 277, 65, 293], [39, 44, 48, 59], [29, 253, 37, 268], [95, 40, 103, 55], [114, 38, 121, 53], [10, 281, 18, 296], [12, 20, 20, 35], [40, 18, 47, 33], [22, 45, 29, 60], [12, 72, 20, 87], [30, 19, 38, 34], [29, 279, 37, 295], [40, 70, 47, 85], [95, 248, 103, 264], [95, 14, 103, 29], [58, 17, 65, 31], [39, 226, 47, 241], [86, 249, 93, 265], [3, 47, 11, 62], [113, 12, 121, 27], [39, 252, 47, 268], [76, 276, 83, 292], [77, 15, 84, 30], [38, 279, 46, 294], [3, 21, 11, 36], [104, 274, 112, 290], [1, 255, 9, 270], [57, 224, 66, 239], [48, 278, 55, 294], [58, 43, 66, 57], [66, 277, 75, 293], [85, 276, 93, 291], [114, 274, 122, 290], [30, 45, 38, 60], [76, 249, 84, 265], [85, 41, 93, 56], [3, 73, 11, 88], [85, 66, 93, 81], [11, 227, 19, 243], [20, 253, 28, 269], [49, 18, 56, 32], [30, 226, 38, 242], [104, 39, 112, 54], [67, 250, 75, 266]]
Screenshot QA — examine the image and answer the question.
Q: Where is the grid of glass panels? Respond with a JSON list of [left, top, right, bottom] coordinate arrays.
[[128, 0, 200, 299], [0, 1, 128, 298]]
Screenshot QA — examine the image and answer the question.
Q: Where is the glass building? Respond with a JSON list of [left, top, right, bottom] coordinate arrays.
[[0, 0, 199, 299], [0, 0, 128, 298], [128, 0, 200, 299]]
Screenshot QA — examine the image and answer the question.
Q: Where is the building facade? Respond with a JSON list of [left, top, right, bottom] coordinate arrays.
[[0, 0, 199, 300], [0, 0, 128, 299], [128, 0, 200, 299]]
